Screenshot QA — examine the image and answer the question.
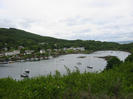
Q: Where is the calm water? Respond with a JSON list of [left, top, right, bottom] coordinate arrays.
[[0, 51, 130, 80]]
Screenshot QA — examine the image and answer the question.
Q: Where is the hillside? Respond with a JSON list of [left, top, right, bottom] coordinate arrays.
[[0, 28, 121, 51], [0, 28, 69, 49], [117, 40, 133, 44]]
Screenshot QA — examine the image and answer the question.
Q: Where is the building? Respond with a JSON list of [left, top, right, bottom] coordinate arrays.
[[25, 50, 34, 55], [3, 47, 8, 51], [76, 47, 85, 51], [0, 53, 4, 57], [40, 50, 46, 54], [5, 50, 20, 56], [67, 47, 85, 51]]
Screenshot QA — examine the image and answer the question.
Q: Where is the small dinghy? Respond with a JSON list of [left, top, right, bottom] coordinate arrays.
[[20, 69, 30, 78], [21, 73, 29, 77], [25, 69, 30, 73], [87, 66, 93, 69]]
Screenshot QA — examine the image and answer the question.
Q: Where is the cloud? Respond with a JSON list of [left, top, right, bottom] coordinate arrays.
[[0, 0, 133, 41]]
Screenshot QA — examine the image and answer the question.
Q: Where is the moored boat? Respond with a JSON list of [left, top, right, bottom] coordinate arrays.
[[20, 69, 30, 78], [87, 66, 93, 69], [20, 73, 29, 77]]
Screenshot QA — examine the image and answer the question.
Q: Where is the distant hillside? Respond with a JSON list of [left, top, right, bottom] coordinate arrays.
[[0, 28, 126, 51], [117, 40, 133, 44], [0, 28, 67, 45], [0, 28, 72, 50]]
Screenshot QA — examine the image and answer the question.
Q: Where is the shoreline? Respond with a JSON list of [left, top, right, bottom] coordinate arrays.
[[0, 50, 92, 64], [0, 50, 130, 64]]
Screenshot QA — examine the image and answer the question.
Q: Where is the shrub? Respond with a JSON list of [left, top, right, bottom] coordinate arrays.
[[106, 56, 122, 70], [125, 54, 133, 62]]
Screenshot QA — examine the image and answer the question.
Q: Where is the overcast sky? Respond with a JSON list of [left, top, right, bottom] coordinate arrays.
[[0, 0, 133, 41]]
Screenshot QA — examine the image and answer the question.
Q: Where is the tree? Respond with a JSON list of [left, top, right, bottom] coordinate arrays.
[[106, 56, 122, 70], [125, 54, 133, 62]]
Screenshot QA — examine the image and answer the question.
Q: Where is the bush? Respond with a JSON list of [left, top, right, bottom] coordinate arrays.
[[106, 56, 122, 70], [125, 54, 133, 62]]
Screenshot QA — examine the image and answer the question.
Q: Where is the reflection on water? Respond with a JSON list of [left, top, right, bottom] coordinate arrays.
[[0, 51, 130, 80]]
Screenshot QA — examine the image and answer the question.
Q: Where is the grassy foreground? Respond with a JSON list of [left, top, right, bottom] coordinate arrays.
[[0, 62, 133, 99]]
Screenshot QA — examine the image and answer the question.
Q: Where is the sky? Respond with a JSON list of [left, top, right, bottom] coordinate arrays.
[[0, 0, 133, 41]]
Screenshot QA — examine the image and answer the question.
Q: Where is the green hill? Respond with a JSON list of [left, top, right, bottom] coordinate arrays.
[[0, 28, 121, 51], [1, 28, 133, 53], [0, 28, 69, 49]]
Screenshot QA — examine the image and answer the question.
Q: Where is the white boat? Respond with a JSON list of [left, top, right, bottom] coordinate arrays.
[[20, 69, 30, 78], [25, 69, 30, 73], [87, 66, 93, 69], [21, 72, 29, 77]]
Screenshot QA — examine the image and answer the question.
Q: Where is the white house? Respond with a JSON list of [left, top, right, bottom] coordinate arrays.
[[40, 50, 46, 54], [54, 49, 58, 51], [3, 47, 8, 51], [0, 53, 4, 57], [25, 50, 34, 54], [67, 47, 85, 51], [5, 50, 20, 56], [76, 47, 85, 51]]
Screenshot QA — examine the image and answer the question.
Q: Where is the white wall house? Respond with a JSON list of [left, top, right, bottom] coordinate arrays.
[[76, 47, 85, 51], [40, 50, 46, 54], [25, 50, 34, 55], [68, 47, 85, 51], [0, 53, 4, 57], [5, 50, 20, 56]]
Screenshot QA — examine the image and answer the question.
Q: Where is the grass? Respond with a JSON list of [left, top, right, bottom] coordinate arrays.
[[0, 62, 133, 99]]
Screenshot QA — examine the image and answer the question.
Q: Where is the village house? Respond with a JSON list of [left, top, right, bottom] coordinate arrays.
[[76, 47, 85, 51], [0, 53, 4, 57], [25, 50, 34, 55], [39, 42, 48, 45], [68, 47, 85, 51], [53, 49, 58, 51], [40, 50, 46, 54], [4, 50, 20, 56], [3, 47, 8, 51]]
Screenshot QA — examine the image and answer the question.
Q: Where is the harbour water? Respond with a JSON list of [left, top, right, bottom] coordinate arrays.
[[0, 51, 130, 80]]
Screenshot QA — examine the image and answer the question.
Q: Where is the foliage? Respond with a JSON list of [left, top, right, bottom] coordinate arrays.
[[0, 28, 123, 52], [125, 53, 133, 62], [1, 28, 133, 53], [105, 56, 122, 70]]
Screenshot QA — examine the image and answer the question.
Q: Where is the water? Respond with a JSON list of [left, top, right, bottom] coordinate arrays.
[[0, 51, 130, 80]]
